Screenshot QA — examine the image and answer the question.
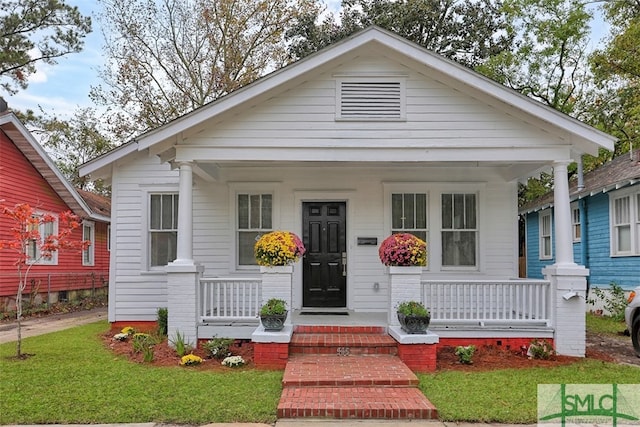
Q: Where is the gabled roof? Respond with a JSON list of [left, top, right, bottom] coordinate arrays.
[[0, 111, 110, 222], [80, 26, 616, 179], [519, 152, 640, 213]]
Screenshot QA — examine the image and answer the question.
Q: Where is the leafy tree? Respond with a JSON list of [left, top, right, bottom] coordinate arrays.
[[22, 108, 115, 195], [287, 0, 513, 67], [589, 3, 640, 158], [0, 0, 91, 95], [478, 0, 592, 115], [91, 0, 320, 140], [0, 204, 88, 358]]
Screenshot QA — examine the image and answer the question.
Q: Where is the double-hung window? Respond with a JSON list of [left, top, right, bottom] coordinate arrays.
[[27, 214, 57, 265], [82, 221, 95, 266], [539, 210, 553, 260], [149, 193, 178, 267], [441, 193, 477, 267], [610, 189, 640, 256], [391, 193, 428, 242], [571, 204, 581, 242], [238, 194, 272, 266]]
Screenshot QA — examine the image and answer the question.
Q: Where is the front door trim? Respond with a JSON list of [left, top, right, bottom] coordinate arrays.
[[293, 190, 355, 310]]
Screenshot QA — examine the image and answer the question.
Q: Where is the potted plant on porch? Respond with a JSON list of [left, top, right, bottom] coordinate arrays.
[[254, 230, 306, 267], [259, 297, 288, 331], [396, 300, 431, 334], [378, 233, 427, 267]]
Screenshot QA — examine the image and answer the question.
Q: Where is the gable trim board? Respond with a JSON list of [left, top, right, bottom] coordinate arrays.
[[80, 27, 615, 181]]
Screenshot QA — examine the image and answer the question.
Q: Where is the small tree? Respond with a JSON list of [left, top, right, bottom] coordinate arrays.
[[0, 203, 88, 358]]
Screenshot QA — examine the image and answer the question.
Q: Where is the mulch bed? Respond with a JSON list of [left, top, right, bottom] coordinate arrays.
[[103, 332, 616, 372]]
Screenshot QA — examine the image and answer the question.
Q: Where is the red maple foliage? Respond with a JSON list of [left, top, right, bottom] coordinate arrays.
[[0, 203, 89, 357]]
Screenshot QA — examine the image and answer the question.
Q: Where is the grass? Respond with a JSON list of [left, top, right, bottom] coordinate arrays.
[[2, 320, 638, 424], [0, 322, 282, 424], [586, 311, 628, 335], [419, 361, 636, 423]]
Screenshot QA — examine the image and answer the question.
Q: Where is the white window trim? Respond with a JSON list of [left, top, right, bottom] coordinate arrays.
[[140, 185, 179, 273], [609, 186, 640, 257], [229, 182, 281, 271], [539, 210, 553, 260], [82, 221, 95, 266], [440, 191, 480, 271], [383, 182, 484, 272], [571, 203, 581, 243], [335, 75, 407, 121], [27, 211, 58, 265]]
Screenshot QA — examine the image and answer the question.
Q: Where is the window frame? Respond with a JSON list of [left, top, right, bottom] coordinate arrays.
[[229, 183, 280, 271], [148, 192, 179, 269], [383, 184, 430, 270], [82, 221, 95, 266], [27, 212, 58, 265], [539, 209, 553, 260], [440, 192, 479, 269], [571, 203, 581, 243], [610, 187, 640, 257]]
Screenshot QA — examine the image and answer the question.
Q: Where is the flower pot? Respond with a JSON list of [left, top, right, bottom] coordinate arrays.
[[260, 311, 288, 331], [397, 312, 431, 334]]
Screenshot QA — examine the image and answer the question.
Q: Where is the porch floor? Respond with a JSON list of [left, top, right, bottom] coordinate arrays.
[[291, 310, 388, 327]]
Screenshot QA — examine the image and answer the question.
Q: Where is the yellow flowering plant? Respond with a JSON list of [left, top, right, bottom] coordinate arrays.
[[378, 233, 427, 266], [180, 354, 203, 366], [254, 231, 306, 266]]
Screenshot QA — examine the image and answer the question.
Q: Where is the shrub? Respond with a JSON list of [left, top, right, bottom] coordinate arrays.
[[527, 339, 555, 360], [202, 337, 234, 360], [587, 282, 628, 321], [157, 307, 168, 336], [170, 331, 193, 357], [455, 345, 476, 364], [131, 333, 155, 354]]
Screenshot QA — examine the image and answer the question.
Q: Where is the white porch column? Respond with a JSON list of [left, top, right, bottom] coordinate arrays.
[[552, 161, 575, 266], [387, 266, 423, 327], [544, 161, 589, 357], [174, 162, 193, 264], [166, 161, 202, 347]]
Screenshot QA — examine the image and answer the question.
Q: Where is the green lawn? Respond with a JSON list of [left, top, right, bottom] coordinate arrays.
[[586, 312, 629, 335], [1, 320, 638, 424]]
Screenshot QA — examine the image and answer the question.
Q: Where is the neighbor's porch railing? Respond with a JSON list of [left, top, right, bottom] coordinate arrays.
[[422, 279, 551, 327], [199, 277, 261, 322]]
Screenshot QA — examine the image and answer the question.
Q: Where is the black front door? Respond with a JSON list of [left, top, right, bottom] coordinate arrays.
[[302, 202, 347, 308]]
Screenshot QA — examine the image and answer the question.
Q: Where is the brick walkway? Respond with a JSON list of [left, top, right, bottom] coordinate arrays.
[[277, 327, 438, 420]]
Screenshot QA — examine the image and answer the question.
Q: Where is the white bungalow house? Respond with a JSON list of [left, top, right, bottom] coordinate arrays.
[[80, 27, 615, 358]]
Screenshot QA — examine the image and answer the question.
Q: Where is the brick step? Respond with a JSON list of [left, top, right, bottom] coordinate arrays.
[[282, 354, 419, 387], [278, 386, 438, 419], [290, 332, 398, 355]]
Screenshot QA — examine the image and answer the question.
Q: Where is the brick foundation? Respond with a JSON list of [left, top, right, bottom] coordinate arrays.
[[396, 343, 437, 372], [110, 321, 158, 334], [254, 342, 289, 369]]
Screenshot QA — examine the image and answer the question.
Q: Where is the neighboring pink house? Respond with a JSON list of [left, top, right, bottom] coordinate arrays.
[[0, 108, 110, 311]]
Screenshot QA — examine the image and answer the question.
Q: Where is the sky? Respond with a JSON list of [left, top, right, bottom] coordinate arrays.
[[5, 0, 608, 119]]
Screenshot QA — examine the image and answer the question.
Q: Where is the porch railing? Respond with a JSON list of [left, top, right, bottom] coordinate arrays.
[[422, 279, 551, 327], [199, 277, 261, 322]]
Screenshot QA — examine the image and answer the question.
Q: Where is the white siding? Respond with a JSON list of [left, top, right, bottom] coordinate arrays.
[[185, 56, 563, 151]]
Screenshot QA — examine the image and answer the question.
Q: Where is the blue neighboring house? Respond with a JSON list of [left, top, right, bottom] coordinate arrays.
[[520, 152, 640, 291]]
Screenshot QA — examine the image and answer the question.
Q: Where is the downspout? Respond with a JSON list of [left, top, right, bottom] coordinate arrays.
[[577, 156, 589, 293]]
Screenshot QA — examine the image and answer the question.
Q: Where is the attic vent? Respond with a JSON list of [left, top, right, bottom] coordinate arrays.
[[337, 80, 405, 120]]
